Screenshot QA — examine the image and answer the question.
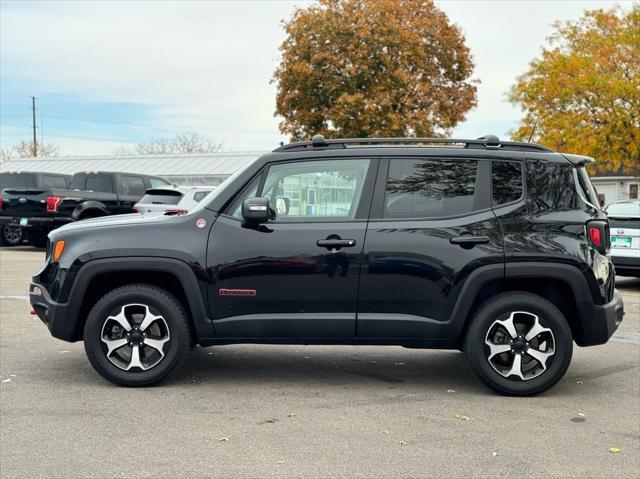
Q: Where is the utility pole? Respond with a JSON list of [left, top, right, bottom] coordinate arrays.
[[31, 96, 38, 157]]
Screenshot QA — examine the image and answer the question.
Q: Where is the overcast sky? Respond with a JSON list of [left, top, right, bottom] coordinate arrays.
[[0, 0, 632, 155]]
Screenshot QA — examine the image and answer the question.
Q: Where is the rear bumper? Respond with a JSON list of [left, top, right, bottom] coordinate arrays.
[[576, 290, 624, 346]]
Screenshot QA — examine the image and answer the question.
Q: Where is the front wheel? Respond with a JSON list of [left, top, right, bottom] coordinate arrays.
[[464, 292, 573, 396], [84, 284, 192, 386]]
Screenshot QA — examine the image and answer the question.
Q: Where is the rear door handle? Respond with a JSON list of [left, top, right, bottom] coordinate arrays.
[[449, 236, 490, 246], [316, 239, 357, 250]]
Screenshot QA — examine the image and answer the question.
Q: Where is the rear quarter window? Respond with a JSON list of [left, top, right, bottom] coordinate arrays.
[[492, 161, 523, 206]]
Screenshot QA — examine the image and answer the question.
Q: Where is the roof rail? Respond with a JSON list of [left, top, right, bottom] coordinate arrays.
[[273, 134, 554, 153]]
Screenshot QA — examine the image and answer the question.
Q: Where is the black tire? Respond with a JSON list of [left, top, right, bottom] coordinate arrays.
[[464, 291, 573, 396], [83, 284, 192, 387], [1, 225, 23, 246]]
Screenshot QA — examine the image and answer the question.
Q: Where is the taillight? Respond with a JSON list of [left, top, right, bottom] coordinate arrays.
[[588, 226, 602, 246], [586, 220, 609, 253], [46, 196, 62, 213], [131, 208, 138, 213]]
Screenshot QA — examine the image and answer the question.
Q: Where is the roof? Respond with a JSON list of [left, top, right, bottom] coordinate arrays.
[[0, 151, 263, 177], [274, 135, 554, 153]]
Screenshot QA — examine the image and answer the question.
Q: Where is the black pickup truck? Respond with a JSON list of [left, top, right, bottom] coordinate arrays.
[[0, 171, 169, 247], [0, 171, 71, 246]]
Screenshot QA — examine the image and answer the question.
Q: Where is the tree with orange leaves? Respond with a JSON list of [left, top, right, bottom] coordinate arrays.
[[273, 0, 477, 141], [510, 6, 639, 174]]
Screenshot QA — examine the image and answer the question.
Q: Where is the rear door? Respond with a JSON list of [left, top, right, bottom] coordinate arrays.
[[207, 157, 377, 339], [357, 156, 503, 340]]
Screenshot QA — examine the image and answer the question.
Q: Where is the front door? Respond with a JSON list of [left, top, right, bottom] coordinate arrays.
[[357, 156, 504, 340], [207, 158, 376, 339]]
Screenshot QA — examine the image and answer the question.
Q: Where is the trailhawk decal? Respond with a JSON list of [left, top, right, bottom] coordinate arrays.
[[218, 288, 257, 297]]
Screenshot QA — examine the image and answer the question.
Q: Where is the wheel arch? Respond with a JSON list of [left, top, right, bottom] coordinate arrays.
[[72, 201, 110, 221], [451, 262, 593, 346], [67, 257, 214, 342]]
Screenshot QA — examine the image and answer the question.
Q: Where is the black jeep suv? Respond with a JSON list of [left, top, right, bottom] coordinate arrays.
[[29, 135, 624, 395]]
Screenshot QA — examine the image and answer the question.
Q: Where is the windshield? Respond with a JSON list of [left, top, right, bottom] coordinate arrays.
[[0, 172, 35, 189], [606, 202, 640, 218]]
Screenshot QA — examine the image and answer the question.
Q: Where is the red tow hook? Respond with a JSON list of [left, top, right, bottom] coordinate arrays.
[[29, 309, 37, 316]]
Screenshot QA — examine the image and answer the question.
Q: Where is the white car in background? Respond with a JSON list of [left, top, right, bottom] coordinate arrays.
[[605, 199, 640, 277], [134, 185, 216, 215]]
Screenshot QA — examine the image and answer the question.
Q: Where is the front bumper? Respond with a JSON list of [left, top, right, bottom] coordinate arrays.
[[576, 290, 625, 346], [29, 263, 80, 342]]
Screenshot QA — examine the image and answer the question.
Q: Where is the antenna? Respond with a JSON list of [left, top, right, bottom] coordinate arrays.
[[527, 119, 539, 143]]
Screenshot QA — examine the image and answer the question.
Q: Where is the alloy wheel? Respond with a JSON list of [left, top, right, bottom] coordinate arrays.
[[484, 311, 556, 381], [3, 225, 23, 245], [101, 303, 170, 371]]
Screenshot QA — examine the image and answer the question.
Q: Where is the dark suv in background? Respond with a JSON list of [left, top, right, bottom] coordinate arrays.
[[29, 135, 624, 395]]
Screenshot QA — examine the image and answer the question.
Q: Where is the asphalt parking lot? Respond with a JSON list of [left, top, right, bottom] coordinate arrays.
[[0, 247, 638, 478]]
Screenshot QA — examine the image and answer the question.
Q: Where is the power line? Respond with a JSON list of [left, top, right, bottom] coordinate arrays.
[[31, 96, 37, 157]]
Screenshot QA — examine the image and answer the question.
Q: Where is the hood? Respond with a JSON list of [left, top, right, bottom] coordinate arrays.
[[50, 213, 178, 237]]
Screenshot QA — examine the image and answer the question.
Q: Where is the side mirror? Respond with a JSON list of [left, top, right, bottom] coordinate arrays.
[[242, 197, 272, 223]]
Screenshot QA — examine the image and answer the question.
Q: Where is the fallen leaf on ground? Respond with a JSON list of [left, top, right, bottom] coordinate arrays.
[[399, 441, 408, 445], [446, 389, 456, 393], [576, 381, 584, 384], [219, 437, 229, 442], [277, 460, 286, 464], [382, 430, 390, 434], [577, 413, 585, 417], [608, 447, 621, 453], [288, 413, 296, 417], [492, 452, 498, 457], [454, 414, 470, 421]]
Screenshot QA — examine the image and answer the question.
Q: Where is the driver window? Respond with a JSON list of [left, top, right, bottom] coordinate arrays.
[[261, 159, 371, 221]]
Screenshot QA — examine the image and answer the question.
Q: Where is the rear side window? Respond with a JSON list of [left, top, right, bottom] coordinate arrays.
[[492, 161, 523, 205], [41, 175, 67, 189], [0, 173, 35, 188], [85, 175, 114, 193], [138, 190, 182, 205], [119, 176, 146, 196], [384, 159, 478, 218]]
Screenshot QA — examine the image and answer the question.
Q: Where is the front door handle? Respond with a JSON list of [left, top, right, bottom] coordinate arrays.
[[316, 239, 357, 250], [450, 236, 490, 246]]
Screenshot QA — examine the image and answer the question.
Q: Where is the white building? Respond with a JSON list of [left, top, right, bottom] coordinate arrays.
[[591, 167, 639, 207], [0, 151, 263, 186]]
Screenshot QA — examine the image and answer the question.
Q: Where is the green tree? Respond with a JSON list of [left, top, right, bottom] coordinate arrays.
[[273, 0, 477, 140], [509, 6, 639, 174]]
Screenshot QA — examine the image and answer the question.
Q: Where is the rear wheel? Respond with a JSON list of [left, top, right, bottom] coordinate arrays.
[[83, 284, 192, 387], [0, 225, 23, 246], [464, 292, 573, 396]]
